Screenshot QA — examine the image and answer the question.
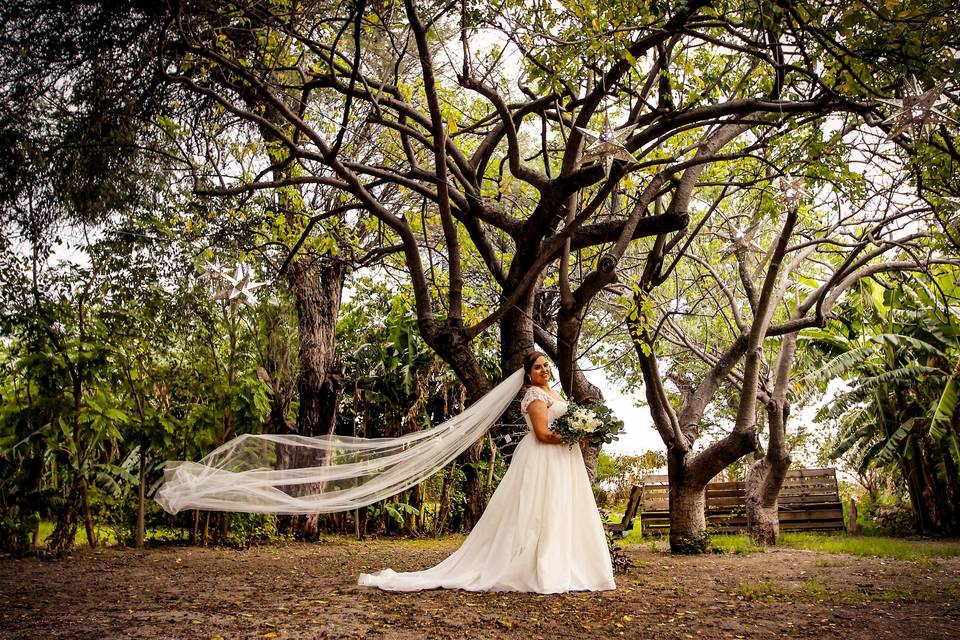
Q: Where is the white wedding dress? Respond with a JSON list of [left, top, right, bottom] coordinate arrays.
[[357, 385, 616, 593]]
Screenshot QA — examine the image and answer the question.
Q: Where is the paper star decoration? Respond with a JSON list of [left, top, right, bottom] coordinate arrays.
[[778, 174, 808, 207], [878, 77, 957, 140], [576, 113, 638, 176], [204, 262, 267, 309], [720, 220, 764, 259]]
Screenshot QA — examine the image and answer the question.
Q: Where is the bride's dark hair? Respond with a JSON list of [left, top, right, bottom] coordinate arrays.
[[522, 351, 548, 386]]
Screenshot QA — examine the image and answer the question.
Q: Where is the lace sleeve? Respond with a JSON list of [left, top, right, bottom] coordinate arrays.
[[521, 387, 551, 415]]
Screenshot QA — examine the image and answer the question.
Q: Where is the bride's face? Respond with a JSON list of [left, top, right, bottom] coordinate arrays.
[[530, 356, 551, 386]]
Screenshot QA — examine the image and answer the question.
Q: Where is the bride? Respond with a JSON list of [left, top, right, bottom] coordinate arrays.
[[358, 351, 615, 593]]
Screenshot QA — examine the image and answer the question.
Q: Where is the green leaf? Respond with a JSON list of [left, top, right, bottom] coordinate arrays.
[[873, 422, 915, 467], [929, 377, 958, 440]]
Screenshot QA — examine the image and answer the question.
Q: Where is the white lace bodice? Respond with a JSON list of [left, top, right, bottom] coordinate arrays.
[[520, 386, 569, 429]]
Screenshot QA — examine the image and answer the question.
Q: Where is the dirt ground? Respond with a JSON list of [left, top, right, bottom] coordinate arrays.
[[1, 537, 958, 640]]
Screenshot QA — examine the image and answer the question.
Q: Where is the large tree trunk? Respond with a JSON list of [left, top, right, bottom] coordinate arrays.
[[664, 430, 759, 553], [500, 278, 539, 375], [745, 422, 792, 544], [461, 439, 486, 531], [668, 455, 708, 554], [288, 258, 346, 436], [282, 257, 347, 540]]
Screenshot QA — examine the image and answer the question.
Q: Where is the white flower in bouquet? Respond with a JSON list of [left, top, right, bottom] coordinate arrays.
[[570, 407, 597, 432]]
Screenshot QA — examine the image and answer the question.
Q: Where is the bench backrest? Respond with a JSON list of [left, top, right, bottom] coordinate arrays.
[[638, 468, 844, 535]]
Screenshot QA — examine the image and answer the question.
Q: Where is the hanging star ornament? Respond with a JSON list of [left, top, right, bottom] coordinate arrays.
[[209, 263, 268, 309], [201, 259, 225, 280], [878, 76, 957, 140], [576, 113, 638, 176], [778, 174, 808, 208], [719, 220, 764, 259]]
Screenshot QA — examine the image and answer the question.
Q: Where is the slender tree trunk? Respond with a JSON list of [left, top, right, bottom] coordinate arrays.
[[485, 436, 497, 495], [136, 438, 146, 548], [745, 459, 781, 545], [189, 510, 198, 545], [406, 486, 423, 536], [461, 439, 486, 531], [435, 462, 456, 536], [71, 366, 98, 549], [79, 477, 97, 548], [848, 498, 860, 535], [745, 336, 795, 545], [897, 423, 932, 534]]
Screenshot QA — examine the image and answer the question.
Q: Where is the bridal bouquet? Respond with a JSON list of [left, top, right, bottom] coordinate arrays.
[[551, 402, 625, 448]]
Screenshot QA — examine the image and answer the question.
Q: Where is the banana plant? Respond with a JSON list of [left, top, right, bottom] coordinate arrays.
[[802, 269, 960, 534]]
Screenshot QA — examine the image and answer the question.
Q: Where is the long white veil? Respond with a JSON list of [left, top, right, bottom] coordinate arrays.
[[155, 368, 524, 515]]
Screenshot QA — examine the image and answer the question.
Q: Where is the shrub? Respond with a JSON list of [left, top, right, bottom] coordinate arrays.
[[871, 503, 917, 537]]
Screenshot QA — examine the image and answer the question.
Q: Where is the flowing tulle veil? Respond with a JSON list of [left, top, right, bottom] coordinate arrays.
[[154, 369, 525, 515]]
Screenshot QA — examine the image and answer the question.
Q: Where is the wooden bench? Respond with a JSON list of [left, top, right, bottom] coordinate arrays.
[[624, 468, 845, 536], [605, 485, 643, 535]]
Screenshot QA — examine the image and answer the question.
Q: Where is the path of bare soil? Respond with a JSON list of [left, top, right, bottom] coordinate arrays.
[[1, 537, 958, 639]]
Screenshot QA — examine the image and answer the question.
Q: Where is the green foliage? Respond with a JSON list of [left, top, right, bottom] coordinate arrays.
[[368, 501, 420, 528], [804, 268, 960, 534], [671, 533, 709, 555], [335, 278, 503, 536], [221, 513, 280, 548]]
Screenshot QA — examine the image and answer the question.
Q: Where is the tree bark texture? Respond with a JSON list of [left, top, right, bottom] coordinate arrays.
[[287, 258, 346, 437], [46, 489, 80, 557], [417, 319, 495, 530], [136, 440, 146, 548], [79, 476, 97, 549], [668, 455, 708, 554], [848, 498, 860, 535], [282, 257, 347, 540], [745, 335, 795, 545], [745, 458, 781, 545]]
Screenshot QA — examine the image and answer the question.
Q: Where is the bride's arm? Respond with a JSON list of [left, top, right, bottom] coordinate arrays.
[[527, 400, 563, 444]]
